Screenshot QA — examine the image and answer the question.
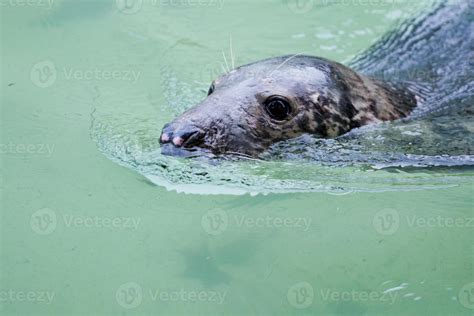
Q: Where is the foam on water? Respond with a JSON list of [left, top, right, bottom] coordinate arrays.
[[91, 1, 474, 194]]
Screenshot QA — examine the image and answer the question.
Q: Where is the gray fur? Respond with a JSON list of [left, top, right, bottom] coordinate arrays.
[[160, 55, 417, 156]]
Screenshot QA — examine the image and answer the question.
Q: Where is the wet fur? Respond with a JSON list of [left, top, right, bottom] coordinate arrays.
[[161, 55, 417, 156], [156, 1, 472, 158]]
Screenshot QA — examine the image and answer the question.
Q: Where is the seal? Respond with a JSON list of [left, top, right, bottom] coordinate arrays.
[[160, 55, 417, 157]]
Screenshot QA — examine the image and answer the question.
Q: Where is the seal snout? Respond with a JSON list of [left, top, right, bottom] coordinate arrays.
[[160, 123, 205, 149]]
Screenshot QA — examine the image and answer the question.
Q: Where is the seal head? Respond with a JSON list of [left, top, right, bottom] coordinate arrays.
[[160, 55, 417, 157]]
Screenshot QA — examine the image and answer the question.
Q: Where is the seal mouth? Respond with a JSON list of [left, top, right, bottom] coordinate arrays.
[[160, 143, 208, 158]]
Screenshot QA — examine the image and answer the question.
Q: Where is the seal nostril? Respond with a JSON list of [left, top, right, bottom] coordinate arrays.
[[173, 137, 184, 147], [161, 133, 171, 143], [160, 124, 204, 149]]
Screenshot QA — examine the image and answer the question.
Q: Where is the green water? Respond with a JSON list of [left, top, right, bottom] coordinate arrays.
[[1, 0, 473, 315]]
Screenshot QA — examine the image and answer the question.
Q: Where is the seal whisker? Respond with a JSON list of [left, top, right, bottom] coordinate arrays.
[[229, 35, 235, 70], [268, 52, 305, 78], [224, 151, 264, 161], [162, 54, 418, 157], [221, 51, 230, 73], [220, 62, 228, 74], [159, 1, 469, 158]]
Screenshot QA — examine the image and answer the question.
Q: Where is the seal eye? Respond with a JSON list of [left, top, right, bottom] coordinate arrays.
[[264, 96, 292, 121], [207, 83, 215, 96]]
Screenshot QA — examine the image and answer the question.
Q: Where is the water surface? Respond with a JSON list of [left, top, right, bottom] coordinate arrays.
[[1, 0, 473, 315]]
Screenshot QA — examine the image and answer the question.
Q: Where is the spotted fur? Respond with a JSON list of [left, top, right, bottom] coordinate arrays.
[[161, 55, 417, 156]]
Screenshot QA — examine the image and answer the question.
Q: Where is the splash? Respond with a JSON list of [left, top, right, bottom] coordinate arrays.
[[91, 1, 474, 194]]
